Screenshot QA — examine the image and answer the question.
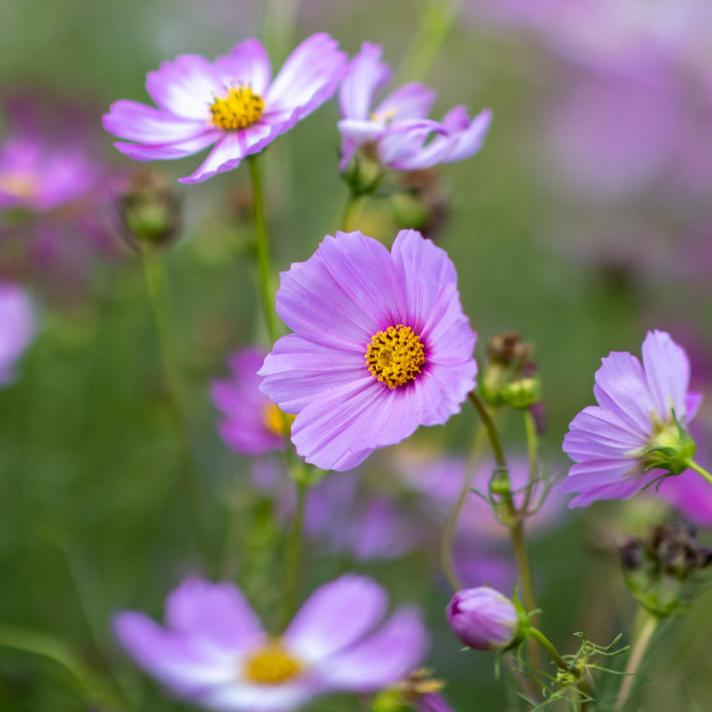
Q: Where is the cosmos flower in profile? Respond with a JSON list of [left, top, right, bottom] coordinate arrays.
[[562, 330, 702, 507], [0, 282, 36, 385], [103, 34, 346, 184], [114, 575, 427, 712], [259, 230, 477, 471], [338, 42, 491, 172], [211, 348, 291, 456]]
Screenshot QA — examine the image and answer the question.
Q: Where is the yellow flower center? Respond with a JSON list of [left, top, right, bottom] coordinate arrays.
[[0, 171, 36, 201], [263, 402, 294, 438], [243, 642, 303, 685], [210, 86, 264, 130], [365, 324, 426, 390]]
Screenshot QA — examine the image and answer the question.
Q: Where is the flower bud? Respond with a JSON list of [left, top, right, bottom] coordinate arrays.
[[118, 168, 181, 247], [446, 587, 521, 651]]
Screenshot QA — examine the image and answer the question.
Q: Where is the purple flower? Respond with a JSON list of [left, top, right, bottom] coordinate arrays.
[[0, 282, 36, 385], [338, 43, 491, 171], [211, 348, 290, 456], [114, 575, 427, 712], [562, 330, 702, 508], [446, 587, 520, 651], [258, 230, 477, 471], [418, 692, 455, 712], [103, 34, 347, 184]]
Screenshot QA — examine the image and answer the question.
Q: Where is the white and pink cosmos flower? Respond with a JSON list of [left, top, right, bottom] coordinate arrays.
[[103, 34, 346, 183]]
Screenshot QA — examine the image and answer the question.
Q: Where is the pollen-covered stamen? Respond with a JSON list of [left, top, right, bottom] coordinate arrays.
[[263, 402, 294, 437], [243, 642, 303, 685], [210, 85, 264, 131], [366, 324, 426, 389]]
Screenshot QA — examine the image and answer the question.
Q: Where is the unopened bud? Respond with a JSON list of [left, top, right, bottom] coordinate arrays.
[[446, 587, 521, 651]]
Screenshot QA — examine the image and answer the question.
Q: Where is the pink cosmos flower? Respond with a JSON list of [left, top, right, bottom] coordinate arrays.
[[0, 282, 36, 385], [562, 330, 702, 507], [103, 34, 347, 184], [338, 43, 491, 171], [114, 575, 427, 712], [258, 230, 477, 471], [211, 348, 289, 456]]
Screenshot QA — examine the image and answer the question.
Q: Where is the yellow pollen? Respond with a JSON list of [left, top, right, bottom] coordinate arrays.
[[263, 402, 294, 437], [0, 171, 36, 200], [243, 642, 303, 685], [210, 86, 264, 130], [365, 324, 426, 390]]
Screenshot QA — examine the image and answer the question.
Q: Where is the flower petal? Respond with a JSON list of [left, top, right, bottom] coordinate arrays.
[[641, 330, 692, 421], [103, 100, 206, 144], [214, 38, 272, 95], [339, 42, 391, 120], [266, 33, 346, 112], [317, 607, 427, 691], [284, 575, 386, 662], [164, 578, 265, 652], [145, 54, 220, 120], [258, 334, 365, 414], [113, 612, 236, 693], [197, 681, 315, 712], [114, 130, 220, 160], [275, 232, 404, 351], [567, 472, 661, 508], [376, 82, 436, 121]]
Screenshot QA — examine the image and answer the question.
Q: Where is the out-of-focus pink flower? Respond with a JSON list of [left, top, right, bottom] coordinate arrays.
[[115, 575, 428, 711], [338, 43, 491, 171], [211, 348, 289, 456], [0, 281, 36, 385], [103, 34, 346, 184]]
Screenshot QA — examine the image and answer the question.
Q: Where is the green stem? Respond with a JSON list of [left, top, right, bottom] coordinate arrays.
[[522, 409, 538, 509], [615, 609, 658, 712], [687, 459, 712, 486], [248, 154, 279, 343], [396, 0, 461, 83], [141, 245, 202, 552], [440, 427, 487, 590], [467, 391, 506, 469], [282, 477, 308, 626], [528, 628, 569, 671], [339, 190, 362, 232]]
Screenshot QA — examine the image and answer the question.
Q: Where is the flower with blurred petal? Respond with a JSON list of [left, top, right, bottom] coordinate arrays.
[[103, 34, 346, 184], [211, 348, 292, 456], [562, 330, 702, 507], [114, 575, 427, 712], [446, 587, 520, 651], [0, 282, 36, 385], [338, 43, 491, 172], [259, 230, 477, 471]]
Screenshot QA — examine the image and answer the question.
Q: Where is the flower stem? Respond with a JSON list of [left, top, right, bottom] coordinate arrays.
[[247, 154, 279, 344], [339, 190, 362, 232], [467, 391, 506, 469], [687, 459, 712, 486], [440, 426, 487, 590], [140, 245, 203, 553], [528, 628, 569, 671], [282, 476, 308, 626], [615, 609, 658, 711]]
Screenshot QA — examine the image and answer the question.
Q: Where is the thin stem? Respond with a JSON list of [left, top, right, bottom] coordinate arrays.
[[282, 478, 308, 626], [141, 245, 202, 552], [522, 409, 538, 511], [528, 628, 569, 671], [339, 190, 362, 232], [687, 459, 712, 486], [396, 0, 461, 83], [440, 427, 487, 590], [615, 609, 658, 712], [248, 154, 279, 343], [509, 521, 537, 617], [467, 391, 506, 469]]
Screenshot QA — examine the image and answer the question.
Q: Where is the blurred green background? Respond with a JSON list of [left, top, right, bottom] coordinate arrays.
[[2, 0, 712, 710]]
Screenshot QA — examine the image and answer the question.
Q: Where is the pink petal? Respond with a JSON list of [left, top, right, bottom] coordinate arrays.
[[114, 130, 220, 160], [641, 330, 692, 421], [102, 100, 206, 143], [376, 82, 436, 120], [339, 42, 391, 120], [214, 38, 272, 95]]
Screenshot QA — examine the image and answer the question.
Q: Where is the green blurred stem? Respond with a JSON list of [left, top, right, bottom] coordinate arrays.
[[440, 426, 487, 590], [615, 609, 658, 712], [248, 154, 279, 343], [468, 391, 506, 469], [687, 459, 712, 486], [339, 190, 362, 232], [528, 628, 568, 671], [282, 477, 308, 626], [141, 245, 202, 552], [396, 0, 461, 83]]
